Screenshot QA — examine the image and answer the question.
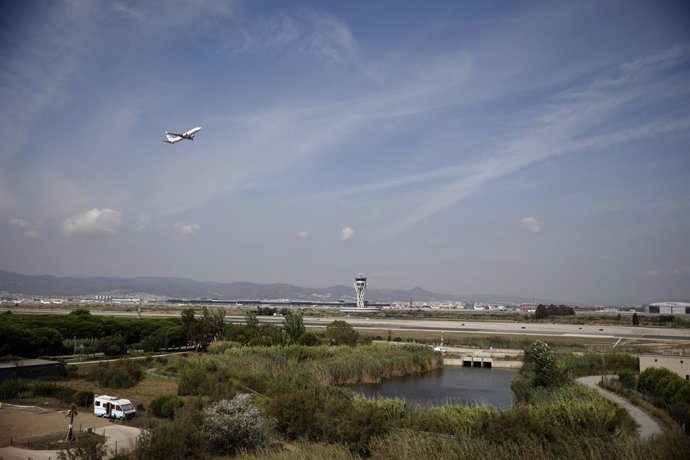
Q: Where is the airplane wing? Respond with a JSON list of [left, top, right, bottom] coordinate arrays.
[[164, 132, 184, 144], [167, 132, 184, 137]]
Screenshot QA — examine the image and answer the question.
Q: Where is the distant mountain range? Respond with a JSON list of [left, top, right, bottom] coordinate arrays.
[[0, 269, 553, 304]]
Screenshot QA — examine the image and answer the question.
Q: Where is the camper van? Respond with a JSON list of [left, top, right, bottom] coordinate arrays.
[[93, 395, 136, 420]]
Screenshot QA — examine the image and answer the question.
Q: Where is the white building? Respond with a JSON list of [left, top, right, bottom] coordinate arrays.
[[647, 302, 690, 315]]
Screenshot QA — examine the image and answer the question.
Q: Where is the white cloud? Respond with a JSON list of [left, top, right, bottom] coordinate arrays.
[[519, 217, 542, 234], [297, 230, 309, 238], [340, 227, 354, 241], [62, 208, 122, 236], [134, 214, 152, 232], [174, 222, 202, 236], [644, 269, 662, 277], [426, 239, 443, 247], [10, 218, 39, 238]]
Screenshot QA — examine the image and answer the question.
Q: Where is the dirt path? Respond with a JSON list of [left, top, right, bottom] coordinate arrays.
[[0, 404, 111, 446], [576, 375, 662, 439], [0, 425, 141, 460]]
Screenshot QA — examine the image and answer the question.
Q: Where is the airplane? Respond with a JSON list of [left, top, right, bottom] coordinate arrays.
[[164, 126, 202, 144]]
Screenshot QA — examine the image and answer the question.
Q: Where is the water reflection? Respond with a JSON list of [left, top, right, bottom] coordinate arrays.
[[351, 366, 516, 408]]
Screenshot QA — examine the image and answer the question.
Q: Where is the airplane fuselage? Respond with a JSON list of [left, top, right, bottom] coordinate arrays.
[[164, 126, 202, 144]]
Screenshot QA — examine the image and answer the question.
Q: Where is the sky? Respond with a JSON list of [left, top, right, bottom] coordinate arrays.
[[1, 0, 689, 305]]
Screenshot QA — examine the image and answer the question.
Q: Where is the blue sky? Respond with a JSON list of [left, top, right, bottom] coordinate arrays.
[[1, 0, 689, 304]]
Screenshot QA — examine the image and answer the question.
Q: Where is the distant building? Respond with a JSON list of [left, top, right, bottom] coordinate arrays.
[[520, 303, 538, 312], [647, 302, 690, 315], [0, 359, 62, 381], [640, 355, 690, 381]]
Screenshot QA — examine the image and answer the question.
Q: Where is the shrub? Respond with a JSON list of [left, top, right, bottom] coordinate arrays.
[[618, 369, 636, 388], [0, 379, 29, 399], [87, 359, 143, 389], [202, 394, 268, 454], [137, 405, 207, 460], [208, 340, 240, 354], [149, 394, 184, 419], [73, 390, 94, 407], [326, 321, 359, 346], [297, 332, 321, 346]]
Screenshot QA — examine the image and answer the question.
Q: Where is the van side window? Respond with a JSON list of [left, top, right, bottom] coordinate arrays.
[[95, 401, 100, 406], [115, 405, 121, 411]]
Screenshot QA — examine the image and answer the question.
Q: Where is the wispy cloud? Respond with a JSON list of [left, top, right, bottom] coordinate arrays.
[[134, 214, 152, 232], [426, 239, 443, 247], [0, 2, 98, 161], [222, 9, 360, 63], [62, 208, 122, 237], [10, 218, 39, 238], [370, 46, 690, 239], [146, 54, 473, 216], [519, 217, 542, 234], [297, 230, 309, 239], [174, 222, 201, 236]]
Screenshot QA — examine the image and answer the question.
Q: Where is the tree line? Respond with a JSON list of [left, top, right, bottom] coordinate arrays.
[[0, 307, 361, 358]]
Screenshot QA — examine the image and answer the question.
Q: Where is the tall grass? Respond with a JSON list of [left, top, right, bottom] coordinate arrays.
[[177, 344, 442, 398], [560, 351, 639, 377], [366, 430, 690, 460]]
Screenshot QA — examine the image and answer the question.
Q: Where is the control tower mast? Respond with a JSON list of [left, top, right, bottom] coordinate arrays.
[[354, 273, 367, 308]]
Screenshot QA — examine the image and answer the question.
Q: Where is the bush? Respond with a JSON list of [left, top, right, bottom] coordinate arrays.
[[0, 379, 29, 400], [326, 321, 359, 346], [207, 340, 241, 354], [137, 404, 207, 460], [297, 332, 321, 346], [202, 394, 268, 454], [638, 367, 690, 432], [87, 359, 143, 389], [73, 390, 94, 407], [149, 394, 185, 419], [618, 369, 636, 388]]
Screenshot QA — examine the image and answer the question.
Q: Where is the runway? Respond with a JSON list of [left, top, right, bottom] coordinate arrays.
[[7, 307, 690, 342]]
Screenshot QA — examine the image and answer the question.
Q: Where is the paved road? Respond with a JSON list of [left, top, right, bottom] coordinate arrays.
[[576, 375, 661, 439], [0, 425, 141, 460]]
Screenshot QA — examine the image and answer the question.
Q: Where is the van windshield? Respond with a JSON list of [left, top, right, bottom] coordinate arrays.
[[121, 404, 134, 411]]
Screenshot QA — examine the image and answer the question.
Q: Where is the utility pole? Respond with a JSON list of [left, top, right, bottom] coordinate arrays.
[[65, 404, 77, 442]]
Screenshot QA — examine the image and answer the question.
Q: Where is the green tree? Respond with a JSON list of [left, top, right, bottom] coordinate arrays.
[[181, 307, 225, 351], [534, 304, 547, 319], [524, 340, 560, 387], [281, 309, 305, 345], [632, 313, 639, 326], [245, 311, 259, 329], [326, 320, 359, 346]]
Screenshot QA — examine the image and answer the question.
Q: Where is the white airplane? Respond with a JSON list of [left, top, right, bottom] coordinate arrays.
[[164, 126, 202, 144]]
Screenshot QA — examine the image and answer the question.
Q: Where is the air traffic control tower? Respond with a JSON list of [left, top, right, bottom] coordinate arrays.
[[354, 273, 367, 308]]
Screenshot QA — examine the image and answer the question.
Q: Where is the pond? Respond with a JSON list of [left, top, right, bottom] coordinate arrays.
[[351, 366, 517, 408]]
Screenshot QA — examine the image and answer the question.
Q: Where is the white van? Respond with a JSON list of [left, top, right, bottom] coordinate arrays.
[[93, 395, 136, 420]]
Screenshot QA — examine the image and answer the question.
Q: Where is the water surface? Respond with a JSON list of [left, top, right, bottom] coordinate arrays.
[[351, 366, 516, 408]]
